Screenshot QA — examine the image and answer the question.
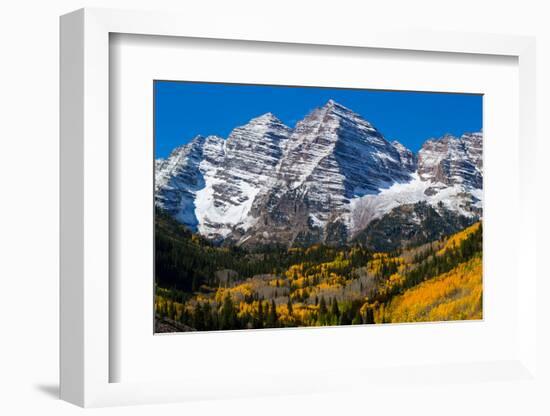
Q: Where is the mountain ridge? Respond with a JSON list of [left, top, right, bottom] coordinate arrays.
[[155, 100, 483, 248]]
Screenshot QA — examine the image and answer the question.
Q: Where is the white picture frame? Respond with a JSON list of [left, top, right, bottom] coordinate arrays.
[[60, 7, 538, 408]]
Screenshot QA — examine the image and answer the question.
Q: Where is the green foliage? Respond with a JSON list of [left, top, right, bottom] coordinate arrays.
[[267, 299, 278, 328], [155, 209, 372, 293], [220, 293, 238, 330], [155, 210, 482, 332], [371, 222, 482, 305]]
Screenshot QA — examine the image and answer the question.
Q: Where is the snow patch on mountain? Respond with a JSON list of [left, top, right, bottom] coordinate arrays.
[[165, 113, 292, 240], [349, 173, 481, 237], [195, 176, 261, 238], [155, 100, 483, 246]]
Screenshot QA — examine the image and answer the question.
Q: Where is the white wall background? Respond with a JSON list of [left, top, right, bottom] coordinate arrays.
[[0, 0, 548, 415]]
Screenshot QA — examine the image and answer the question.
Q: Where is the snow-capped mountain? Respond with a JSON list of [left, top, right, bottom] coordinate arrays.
[[349, 131, 483, 237], [238, 100, 416, 246], [155, 113, 291, 240], [155, 100, 483, 247], [155, 135, 224, 229], [418, 132, 482, 189], [195, 113, 291, 239], [391, 140, 416, 172]]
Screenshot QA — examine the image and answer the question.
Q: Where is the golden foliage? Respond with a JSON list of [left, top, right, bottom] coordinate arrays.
[[268, 278, 285, 287], [367, 253, 403, 275], [157, 222, 483, 330], [437, 222, 481, 256], [379, 256, 482, 323]]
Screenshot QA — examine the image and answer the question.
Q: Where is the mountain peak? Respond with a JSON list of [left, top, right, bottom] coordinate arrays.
[[156, 101, 483, 246], [249, 112, 283, 125], [189, 134, 205, 143], [319, 99, 375, 128], [323, 99, 351, 112]]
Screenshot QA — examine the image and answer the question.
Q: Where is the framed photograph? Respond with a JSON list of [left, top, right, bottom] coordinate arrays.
[[60, 8, 539, 408]]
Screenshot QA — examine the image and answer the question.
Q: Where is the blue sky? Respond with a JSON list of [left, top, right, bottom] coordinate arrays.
[[154, 81, 482, 159]]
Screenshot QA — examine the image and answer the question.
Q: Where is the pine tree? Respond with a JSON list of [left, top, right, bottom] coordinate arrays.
[[331, 298, 340, 318], [170, 303, 177, 321], [202, 302, 213, 330], [287, 297, 293, 315], [193, 302, 204, 330], [257, 300, 264, 329], [179, 307, 186, 324], [191, 275, 199, 292], [319, 296, 327, 315], [318, 296, 328, 325], [365, 306, 375, 324], [220, 294, 235, 330], [267, 299, 278, 328]]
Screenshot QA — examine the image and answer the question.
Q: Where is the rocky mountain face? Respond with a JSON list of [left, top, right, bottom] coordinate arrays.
[[195, 113, 291, 239], [155, 114, 292, 239], [155, 100, 483, 249], [353, 201, 476, 251], [235, 100, 416, 247], [155, 135, 224, 229], [418, 132, 482, 189], [391, 140, 417, 172]]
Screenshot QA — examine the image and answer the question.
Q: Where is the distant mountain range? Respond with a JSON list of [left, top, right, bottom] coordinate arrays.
[[155, 100, 482, 250]]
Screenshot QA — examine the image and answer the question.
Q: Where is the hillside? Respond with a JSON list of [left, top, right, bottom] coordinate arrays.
[[376, 256, 482, 323], [155, 219, 482, 331]]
